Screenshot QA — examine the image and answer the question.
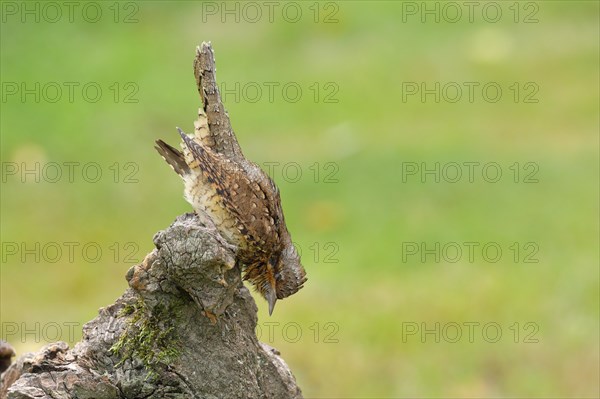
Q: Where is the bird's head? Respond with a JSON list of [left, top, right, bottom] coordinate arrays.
[[263, 236, 307, 315]]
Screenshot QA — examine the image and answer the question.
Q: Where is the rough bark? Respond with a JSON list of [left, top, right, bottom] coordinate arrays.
[[0, 213, 303, 399]]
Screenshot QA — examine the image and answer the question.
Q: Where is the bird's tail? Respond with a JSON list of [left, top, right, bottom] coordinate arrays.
[[155, 139, 190, 177]]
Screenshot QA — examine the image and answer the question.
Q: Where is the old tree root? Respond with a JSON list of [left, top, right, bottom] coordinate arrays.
[[0, 214, 303, 399]]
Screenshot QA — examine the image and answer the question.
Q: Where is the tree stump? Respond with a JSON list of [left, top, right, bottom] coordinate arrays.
[[0, 213, 303, 399]]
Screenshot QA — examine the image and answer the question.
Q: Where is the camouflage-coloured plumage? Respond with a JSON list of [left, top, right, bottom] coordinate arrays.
[[155, 43, 306, 315]]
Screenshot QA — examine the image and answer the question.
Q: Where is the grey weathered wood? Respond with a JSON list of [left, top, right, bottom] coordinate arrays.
[[0, 214, 303, 399]]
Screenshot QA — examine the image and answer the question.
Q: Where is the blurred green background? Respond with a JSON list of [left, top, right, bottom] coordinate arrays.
[[1, 1, 598, 397]]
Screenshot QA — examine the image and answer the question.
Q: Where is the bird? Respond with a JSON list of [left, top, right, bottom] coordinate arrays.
[[155, 42, 306, 315]]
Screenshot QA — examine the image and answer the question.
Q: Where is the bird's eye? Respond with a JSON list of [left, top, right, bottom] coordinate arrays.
[[268, 253, 278, 266]]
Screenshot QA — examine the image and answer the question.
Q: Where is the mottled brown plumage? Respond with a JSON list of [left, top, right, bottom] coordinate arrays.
[[155, 43, 306, 315]]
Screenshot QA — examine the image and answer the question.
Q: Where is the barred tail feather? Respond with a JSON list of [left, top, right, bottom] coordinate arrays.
[[155, 139, 190, 176]]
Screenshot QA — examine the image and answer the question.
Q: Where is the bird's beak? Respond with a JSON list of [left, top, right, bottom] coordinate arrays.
[[268, 293, 277, 316]]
